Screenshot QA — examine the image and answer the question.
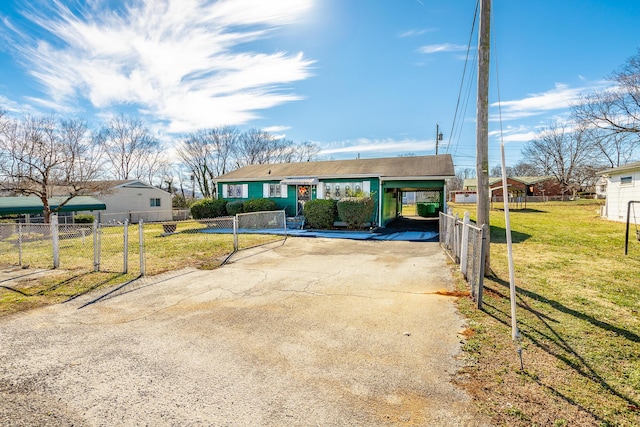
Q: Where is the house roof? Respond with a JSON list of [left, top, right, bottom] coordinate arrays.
[[464, 176, 554, 188], [0, 196, 106, 215], [599, 161, 640, 176], [216, 155, 455, 182]]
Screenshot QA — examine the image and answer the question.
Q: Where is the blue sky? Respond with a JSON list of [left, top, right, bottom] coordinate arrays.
[[1, 0, 639, 171]]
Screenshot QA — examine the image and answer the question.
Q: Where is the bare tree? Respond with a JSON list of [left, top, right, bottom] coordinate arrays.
[[98, 115, 161, 182], [234, 128, 279, 167], [177, 126, 240, 198], [0, 115, 106, 222], [290, 141, 320, 162], [510, 161, 542, 177], [521, 122, 595, 198], [573, 49, 640, 163]]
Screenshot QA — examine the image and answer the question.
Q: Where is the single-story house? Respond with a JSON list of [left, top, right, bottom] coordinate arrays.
[[89, 180, 173, 223], [0, 196, 106, 222], [215, 155, 455, 227], [462, 176, 563, 200], [599, 161, 640, 223]]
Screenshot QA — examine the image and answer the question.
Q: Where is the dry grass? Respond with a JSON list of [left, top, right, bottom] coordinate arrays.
[[0, 223, 283, 317], [449, 201, 640, 426]]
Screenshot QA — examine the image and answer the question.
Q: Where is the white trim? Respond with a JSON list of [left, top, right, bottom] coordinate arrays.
[[263, 183, 269, 197], [363, 181, 371, 195], [378, 179, 383, 227], [316, 183, 324, 199], [242, 184, 249, 198], [280, 184, 288, 198], [222, 184, 228, 198]]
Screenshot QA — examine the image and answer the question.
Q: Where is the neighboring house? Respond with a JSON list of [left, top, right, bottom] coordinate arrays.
[[215, 155, 455, 227], [599, 161, 640, 223], [86, 180, 173, 223], [463, 176, 563, 199]]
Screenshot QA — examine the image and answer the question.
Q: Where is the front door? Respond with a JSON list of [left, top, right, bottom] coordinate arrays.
[[297, 185, 311, 215]]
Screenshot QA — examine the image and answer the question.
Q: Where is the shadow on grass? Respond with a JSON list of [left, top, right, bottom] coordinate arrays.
[[489, 226, 532, 244], [482, 274, 639, 415], [1, 270, 132, 303]]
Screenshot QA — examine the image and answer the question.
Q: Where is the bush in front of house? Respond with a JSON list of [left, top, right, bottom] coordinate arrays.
[[190, 198, 228, 219], [304, 199, 337, 229], [242, 198, 277, 213], [226, 200, 244, 215], [337, 197, 375, 229], [74, 214, 95, 223]]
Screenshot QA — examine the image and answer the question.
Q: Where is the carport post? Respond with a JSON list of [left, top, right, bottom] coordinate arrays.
[[51, 215, 60, 269], [460, 212, 470, 276]]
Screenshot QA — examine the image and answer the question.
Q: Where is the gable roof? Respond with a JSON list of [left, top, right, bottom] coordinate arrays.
[[0, 196, 106, 215], [216, 155, 455, 182], [600, 161, 640, 176], [464, 176, 555, 189]]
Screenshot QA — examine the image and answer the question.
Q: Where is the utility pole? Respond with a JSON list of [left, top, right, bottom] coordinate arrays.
[[435, 124, 443, 155], [476, 0, 491, 272]]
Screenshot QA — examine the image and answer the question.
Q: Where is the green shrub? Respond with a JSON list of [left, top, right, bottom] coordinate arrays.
[[73, 214, 95, 223], [243, 198, 277, 213], [190, 198, 228, 219], [337, 197, 375, 229], [304, 199, 337, 229], [226, 200, 244, 215]]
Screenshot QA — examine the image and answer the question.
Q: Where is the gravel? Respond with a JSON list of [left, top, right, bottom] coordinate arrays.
[[0, 237, 488, 426]]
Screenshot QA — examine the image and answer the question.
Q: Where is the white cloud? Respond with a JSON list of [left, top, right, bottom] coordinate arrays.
[[491, 82, 610, 121], [262, 125, 291, 133], [398, 28, 435, 38], [9, 0, 315, 133], [418, 43, 468, 54]]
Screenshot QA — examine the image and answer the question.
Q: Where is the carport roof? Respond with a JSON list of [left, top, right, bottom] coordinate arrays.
[[216, 154, 455, 182], [0, 196, 106, 215]]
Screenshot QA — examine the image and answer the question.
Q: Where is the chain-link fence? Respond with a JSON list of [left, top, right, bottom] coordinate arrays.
[[439, 211, 487, 308], [236, 210, 287, 250], [0, 212, 287, 278], [0, 223, 54, 268]]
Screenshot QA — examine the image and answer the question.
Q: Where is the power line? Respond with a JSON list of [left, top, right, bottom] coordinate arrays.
[[446, 0, 480, 158]]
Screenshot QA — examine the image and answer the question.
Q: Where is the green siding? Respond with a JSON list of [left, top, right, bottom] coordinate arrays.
[[218, 181, 298, 216], [381, 189, 399, 226]]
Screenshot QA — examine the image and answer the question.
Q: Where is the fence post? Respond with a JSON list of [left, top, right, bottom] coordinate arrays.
[[18, 223, 23, 266], [460, 212, 470, 276], [51, 215, 60, 269], [93, 221, 99, 272], [477, 224, 487, 309], [454, 213, 461, 263], [233, 215, 239, 251], [139, 220, 145, 277], [123, 219, 129, 274]]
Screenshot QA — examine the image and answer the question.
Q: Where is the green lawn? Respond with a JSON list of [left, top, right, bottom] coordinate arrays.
[[450, 201, 640, 426]]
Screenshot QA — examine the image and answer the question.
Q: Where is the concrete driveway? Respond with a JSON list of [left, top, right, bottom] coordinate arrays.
[[0, 237, 485, 426]]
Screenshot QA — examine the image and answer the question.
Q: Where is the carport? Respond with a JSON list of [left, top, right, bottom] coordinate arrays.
[[0, 196, 106, 221], [380, 179, 447, 227]]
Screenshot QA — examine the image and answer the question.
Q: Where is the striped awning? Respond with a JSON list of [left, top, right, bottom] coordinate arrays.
[[279, 177, 319, 185]]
